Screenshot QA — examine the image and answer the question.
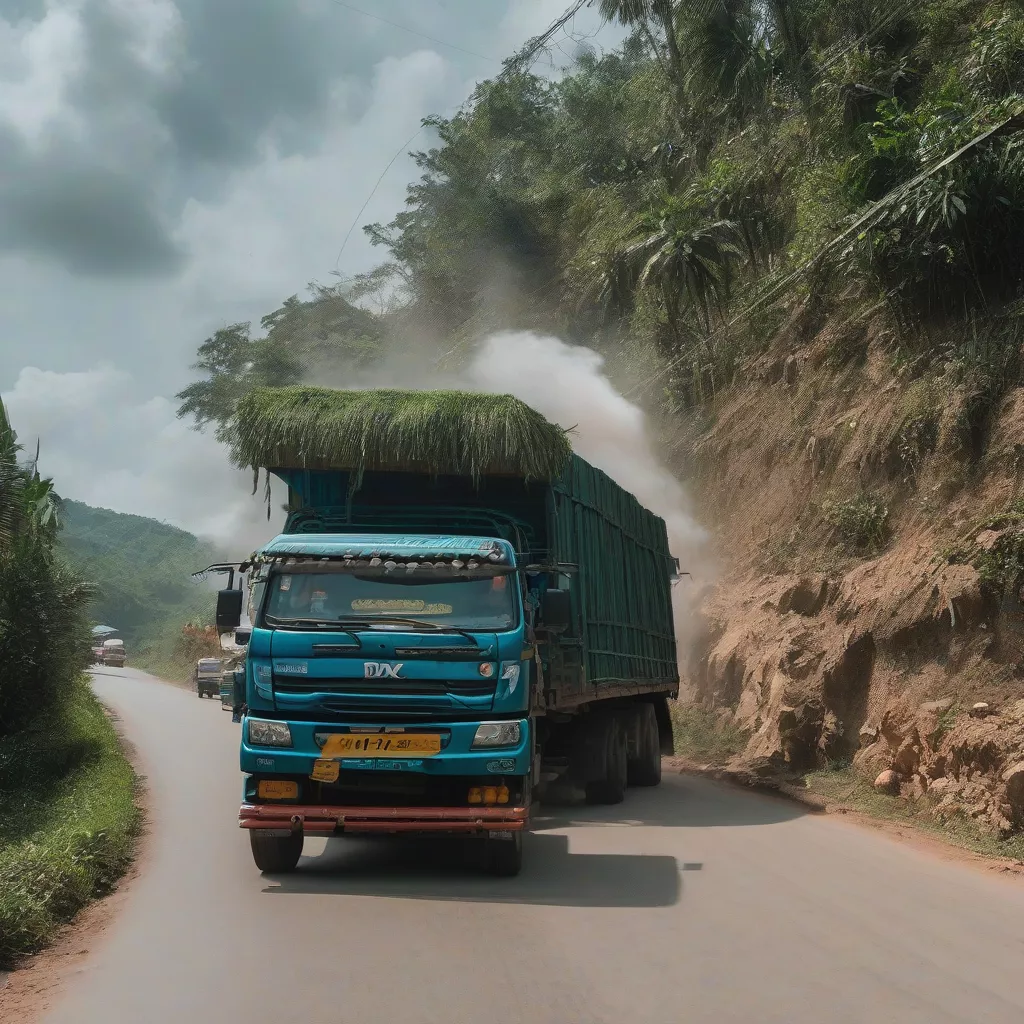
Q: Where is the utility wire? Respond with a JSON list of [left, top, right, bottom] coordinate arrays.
[[330, 0, 597, 276]]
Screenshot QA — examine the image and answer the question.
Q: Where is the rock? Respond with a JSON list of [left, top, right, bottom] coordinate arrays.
[[852, 738, 891, 777], [778, 575, 829, 616], [919, 698, 955, 715], [858, 724, 879, 747], [928, 776, 955, 799], [1001, 762, 1024, 821], [893, 736, 922, 776], [976, 529, 1006, 552], [874, 769, 900, 795], [970, 702, 991, 718], [913, 774, 930, 799]]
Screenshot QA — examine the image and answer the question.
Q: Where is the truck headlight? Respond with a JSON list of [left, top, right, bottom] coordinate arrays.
[[247, 718, 293, 747], [471, 721, 521, 749]]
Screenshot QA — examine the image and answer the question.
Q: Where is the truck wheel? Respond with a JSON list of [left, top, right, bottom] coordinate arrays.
[[485, 832, 523, 877], [585, 714, 627, 805], [628, 704, 662, 787], [249, 831, 303, 873]]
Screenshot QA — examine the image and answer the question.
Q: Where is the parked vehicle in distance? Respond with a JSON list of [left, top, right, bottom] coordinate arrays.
[[100, 638, 126, 668], [194, 658, 223, 699]]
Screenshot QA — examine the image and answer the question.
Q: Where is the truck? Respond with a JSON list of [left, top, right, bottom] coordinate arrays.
[[193, 657, 224, 698], [100, 638, 126, 668], [212, 387, 680, 877]]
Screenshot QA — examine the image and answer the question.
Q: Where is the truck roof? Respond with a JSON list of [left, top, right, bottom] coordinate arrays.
[[256, 533, 515, 562]]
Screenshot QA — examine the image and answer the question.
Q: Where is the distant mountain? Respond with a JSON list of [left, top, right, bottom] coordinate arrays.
[[59, 500, 222, 650]]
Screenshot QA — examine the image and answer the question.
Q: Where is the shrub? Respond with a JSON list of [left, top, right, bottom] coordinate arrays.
[[822, 492, 891, 551], [0, 680, 140, 967]]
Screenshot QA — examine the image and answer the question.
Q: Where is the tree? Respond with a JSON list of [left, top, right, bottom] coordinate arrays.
[[176, 285, 384, 440]]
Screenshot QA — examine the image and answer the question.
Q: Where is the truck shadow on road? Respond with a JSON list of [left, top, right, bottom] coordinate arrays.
[[259, 775, 806, 909], [263, 832, 683, 909], [531, 774, 807, 831]]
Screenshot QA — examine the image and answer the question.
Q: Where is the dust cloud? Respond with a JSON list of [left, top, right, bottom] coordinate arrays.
[[466, 331, 710, 652]]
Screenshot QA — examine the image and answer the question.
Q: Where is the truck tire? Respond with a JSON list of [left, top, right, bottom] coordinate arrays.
[[628, 704, 662, 787], [249, 831, 303, 873], [485, 832, 523, 877], [585, 714, 627, 805]]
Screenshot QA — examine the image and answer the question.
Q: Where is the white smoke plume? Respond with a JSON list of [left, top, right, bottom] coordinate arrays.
[[465, 331, 710, 652]]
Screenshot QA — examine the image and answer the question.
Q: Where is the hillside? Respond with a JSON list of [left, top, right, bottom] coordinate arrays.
[[60, 500, 221, 675]]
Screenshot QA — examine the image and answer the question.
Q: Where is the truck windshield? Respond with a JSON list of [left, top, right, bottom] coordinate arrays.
[[262, 570, 517, 631]]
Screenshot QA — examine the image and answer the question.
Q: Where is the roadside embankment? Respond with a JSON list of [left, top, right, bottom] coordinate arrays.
[[0, 678, 141, 968]]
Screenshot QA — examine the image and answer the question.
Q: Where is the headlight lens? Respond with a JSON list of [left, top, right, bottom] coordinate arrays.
[[471, 721, 521, 749], [247, 718, 293, 747]]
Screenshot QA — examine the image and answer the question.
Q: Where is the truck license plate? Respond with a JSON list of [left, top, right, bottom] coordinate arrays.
[[320, 734, 441, 758]]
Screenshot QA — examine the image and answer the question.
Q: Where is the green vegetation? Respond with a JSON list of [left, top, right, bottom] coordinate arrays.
[[232, 386, 573, 482], [669, 701, 751, 765], [0, 399, 140, 966], [804, 762, 1024, 862], [59, 500, 221, 677], [0, 679, 140, 967], [821, 491, 890, 552], [943, 498, 1024, 599]]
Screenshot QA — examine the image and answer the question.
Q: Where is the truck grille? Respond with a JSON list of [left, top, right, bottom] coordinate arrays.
[[272, 677, 495, 698]]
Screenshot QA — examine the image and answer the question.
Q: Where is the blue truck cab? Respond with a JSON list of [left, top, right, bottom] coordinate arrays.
[[215, 442, 680, 878]]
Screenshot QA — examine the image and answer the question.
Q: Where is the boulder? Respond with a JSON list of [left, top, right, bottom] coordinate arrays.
[[1002, 762, 1024, 822], [874, 769, 900, 795]]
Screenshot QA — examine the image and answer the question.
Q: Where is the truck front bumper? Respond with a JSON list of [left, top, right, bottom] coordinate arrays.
[[239, 802, 528, 836]]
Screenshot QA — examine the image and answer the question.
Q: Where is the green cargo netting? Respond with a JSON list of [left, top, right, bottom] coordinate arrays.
[[232, 386, 572, 481]]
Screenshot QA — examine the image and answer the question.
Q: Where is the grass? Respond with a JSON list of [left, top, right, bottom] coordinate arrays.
[[0, 678, 141, 968], [669, 701, 751, 765], [231, 386, 573, 482], [804, 762, 1024, 863], [821, 492, 891, 553]]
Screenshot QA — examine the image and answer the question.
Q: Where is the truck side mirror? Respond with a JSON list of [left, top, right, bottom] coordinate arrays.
[[540, 589, 572, 633], [216, 589, 243, 631]]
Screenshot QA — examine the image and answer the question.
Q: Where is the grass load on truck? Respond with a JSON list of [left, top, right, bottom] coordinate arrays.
[[211, 386, 680, 877]]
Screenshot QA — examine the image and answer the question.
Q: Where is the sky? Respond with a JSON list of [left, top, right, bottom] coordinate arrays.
[[0, 0, 615, 549]]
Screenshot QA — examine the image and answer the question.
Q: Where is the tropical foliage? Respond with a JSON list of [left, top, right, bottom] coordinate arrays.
[[0, 400, 92, 735]]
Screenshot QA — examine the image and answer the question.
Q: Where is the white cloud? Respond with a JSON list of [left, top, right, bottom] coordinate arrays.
[[173, 48, 469, 308], [105, 0, 184, 78], [2, 365, 280, 551], [0, 2, 86, 148]]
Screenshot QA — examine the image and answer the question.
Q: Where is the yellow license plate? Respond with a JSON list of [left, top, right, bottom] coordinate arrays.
[[310, 759, 340, 783], [320, 733, 442, 758], [257, 780, 299, 800]]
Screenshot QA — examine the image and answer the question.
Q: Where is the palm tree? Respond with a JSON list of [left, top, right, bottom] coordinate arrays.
[[598, 202, 744, 332], [598, 0, 687, 105], [0, 399, 64, 553], [0, 398, 23, 551]]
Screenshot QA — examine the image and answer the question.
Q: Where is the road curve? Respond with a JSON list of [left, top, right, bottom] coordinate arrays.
[[38, 667, 1024, 1023]]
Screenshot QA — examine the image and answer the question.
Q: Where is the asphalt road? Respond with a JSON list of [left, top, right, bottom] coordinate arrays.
[[41, 667, 1024, 1024]]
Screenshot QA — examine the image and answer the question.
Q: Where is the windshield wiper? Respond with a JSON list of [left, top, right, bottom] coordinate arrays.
[[335, 617, 481, 644], [263, 615, 359, 634]]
